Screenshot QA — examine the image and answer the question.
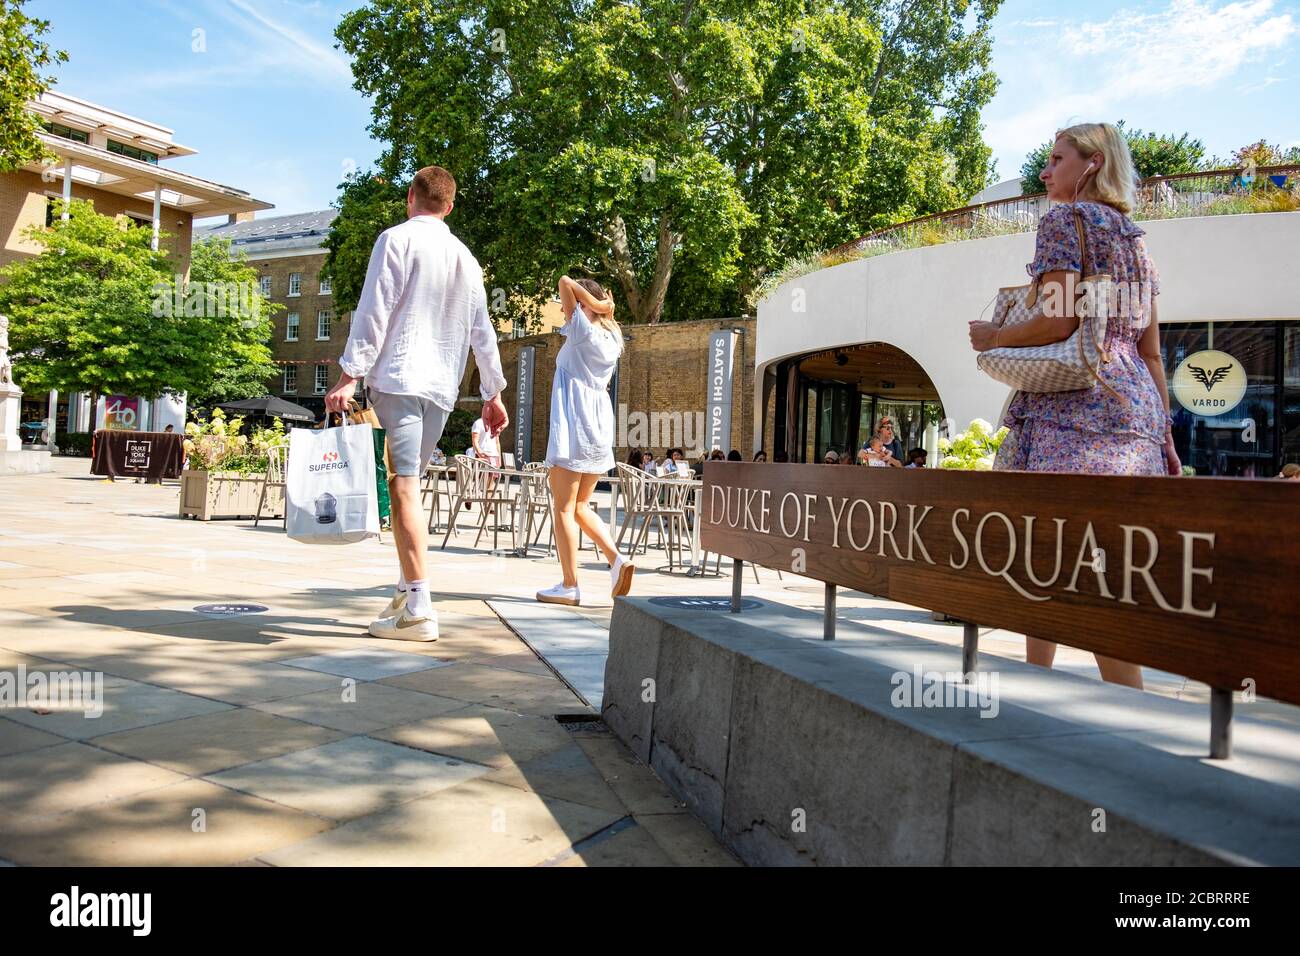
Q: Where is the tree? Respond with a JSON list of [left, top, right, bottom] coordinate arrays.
[[0, 201, 275, 428], [1019, 122, 1205, 194], [183, 237, 279, 410], [0, 0, 66, 173], [330, 0, 1001, 324]]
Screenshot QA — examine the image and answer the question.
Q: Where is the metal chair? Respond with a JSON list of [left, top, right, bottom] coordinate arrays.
[[440, 455, 515, 550], [614, 463, 678, 558], [254, 444, 288, 528]]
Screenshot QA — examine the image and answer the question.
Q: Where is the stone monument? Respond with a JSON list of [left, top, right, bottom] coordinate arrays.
[[0, 314, 52, 475]]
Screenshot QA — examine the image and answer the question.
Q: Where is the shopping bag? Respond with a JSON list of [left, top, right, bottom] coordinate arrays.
[[285, 417, 379, 544], [372, 426, 391, 526], [347, 402, 391, 526]]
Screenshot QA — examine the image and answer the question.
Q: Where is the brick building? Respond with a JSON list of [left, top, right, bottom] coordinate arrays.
[[468, 316, 761, 465], [196, 210, 345, 419], [1, 90, 271, 435]]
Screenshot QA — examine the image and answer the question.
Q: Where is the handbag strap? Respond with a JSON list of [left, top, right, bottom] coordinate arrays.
[[1066, 204, 1125, 399]]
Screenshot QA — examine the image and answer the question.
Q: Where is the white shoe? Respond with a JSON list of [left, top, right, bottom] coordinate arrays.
[[368, 607, 439, 642], [381, 588, 408, 618], [536, 583, 581, 606], [610, 555, 635, 598]]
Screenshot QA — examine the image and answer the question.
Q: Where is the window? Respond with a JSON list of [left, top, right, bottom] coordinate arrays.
[[285, 313, 299, 342], [287, 273, 301, 296], [106, 140, 159, 164], [316, 311, 332, 340], [315, 365, 329, 394], [42, 122, 88, 144], [260, 275, 272, 296], [318, 275, 332, 295], [283, 366, 297, 392]]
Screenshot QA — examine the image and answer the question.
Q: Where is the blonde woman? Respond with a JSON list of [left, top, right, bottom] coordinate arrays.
[[968, 122, 1181, 689], [536, 276, 634, 606]]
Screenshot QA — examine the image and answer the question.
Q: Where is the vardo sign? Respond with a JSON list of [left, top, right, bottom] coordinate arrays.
[[700, 463, 1300, 705]]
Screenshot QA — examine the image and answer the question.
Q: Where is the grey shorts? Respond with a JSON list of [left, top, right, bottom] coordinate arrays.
[[366, 389, 450, 477]]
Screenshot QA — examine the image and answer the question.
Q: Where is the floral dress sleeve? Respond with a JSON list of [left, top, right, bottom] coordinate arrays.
[[1027, 204, 1083, 279]]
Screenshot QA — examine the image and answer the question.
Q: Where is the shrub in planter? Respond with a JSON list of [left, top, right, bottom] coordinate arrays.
[[55, 431, 93, 457]]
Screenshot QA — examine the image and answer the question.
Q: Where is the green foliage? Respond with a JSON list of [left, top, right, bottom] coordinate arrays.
[[322, 173, 407, 312], [332, 0, 1002, 324], [937, 418, 1007, 470], [54, 430, 92, 456], [439, 407, 476, 459], [181, 406, 286, 476], [1020, 121, 1205, 195], [183, 237, 279, 408], [0, 0, 66, 173], [0, 202, 275, 420]]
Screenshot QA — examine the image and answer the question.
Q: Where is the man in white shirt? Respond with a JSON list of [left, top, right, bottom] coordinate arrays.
[[325, 165, 508, 642]]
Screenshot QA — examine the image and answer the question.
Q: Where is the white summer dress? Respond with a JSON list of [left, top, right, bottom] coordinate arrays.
[[544, 304, 620, 474]]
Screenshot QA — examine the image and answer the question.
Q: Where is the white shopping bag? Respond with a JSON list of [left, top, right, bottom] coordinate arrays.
[[285, 417, 379, 545]]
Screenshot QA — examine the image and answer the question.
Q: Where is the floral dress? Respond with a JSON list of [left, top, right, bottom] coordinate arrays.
[[995, 201, 1170, 475]]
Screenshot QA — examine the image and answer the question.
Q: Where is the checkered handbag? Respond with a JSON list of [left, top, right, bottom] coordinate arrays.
[[976, 204, 1116, 395]]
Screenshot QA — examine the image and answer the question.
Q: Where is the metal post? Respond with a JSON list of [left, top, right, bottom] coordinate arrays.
[[1210, 687, 1233, 760], [730, 558, 743, 613], [151, 184, 162, 252], [962, 622, 979, 680], [61, 157, 72, 219], [823, 583, 836, 640]]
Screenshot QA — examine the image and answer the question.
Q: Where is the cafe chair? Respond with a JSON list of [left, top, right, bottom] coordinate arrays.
[[254, 444, 288, 528], [441, 454, 516, 551]]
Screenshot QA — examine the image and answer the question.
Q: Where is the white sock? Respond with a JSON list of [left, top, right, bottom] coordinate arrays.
[[397, 570, 408, 592], [406, 580, 431, 617]]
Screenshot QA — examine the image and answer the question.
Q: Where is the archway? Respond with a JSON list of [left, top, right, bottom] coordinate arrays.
[[773, 342, 946, 463]]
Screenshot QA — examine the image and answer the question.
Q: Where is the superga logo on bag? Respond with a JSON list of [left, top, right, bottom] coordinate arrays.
[[309, 450, 349, 472]]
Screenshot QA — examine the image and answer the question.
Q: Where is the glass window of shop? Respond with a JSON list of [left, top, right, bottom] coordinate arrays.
[[1162, 321, 1297, 477], [786, 378, 944, 463]]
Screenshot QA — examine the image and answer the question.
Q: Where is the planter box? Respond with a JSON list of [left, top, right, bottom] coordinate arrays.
[[179, 469, 282, 521]]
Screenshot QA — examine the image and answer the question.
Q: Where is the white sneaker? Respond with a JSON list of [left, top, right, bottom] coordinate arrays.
[[380, 588, 408, 618], [536, 583, 581, 606], [368, 607, 439, 642], [610, 555, 635, 598]]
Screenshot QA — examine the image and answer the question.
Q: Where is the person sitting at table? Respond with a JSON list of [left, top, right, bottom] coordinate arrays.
[[753, 450, 767, 462], [727, 449, 742, 461], [904, 447, 928, 468]]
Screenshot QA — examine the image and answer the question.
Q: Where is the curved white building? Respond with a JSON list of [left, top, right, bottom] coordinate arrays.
[[755, 210, 1300, 476]]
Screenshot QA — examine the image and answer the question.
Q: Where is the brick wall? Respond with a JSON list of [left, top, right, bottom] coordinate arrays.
[[0, 168, 193, 274], [246, 251, 350, 407], [460, 316, 761, 464]]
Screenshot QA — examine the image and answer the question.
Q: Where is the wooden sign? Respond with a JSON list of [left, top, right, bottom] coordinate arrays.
[[701, 463, 1300, 705]]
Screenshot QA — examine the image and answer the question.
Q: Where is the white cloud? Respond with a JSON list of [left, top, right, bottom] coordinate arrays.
[[987, 0, 1296, 164]]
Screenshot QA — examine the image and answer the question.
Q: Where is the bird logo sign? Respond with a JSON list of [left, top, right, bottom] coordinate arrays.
[[1172, 349, 1247, 415]]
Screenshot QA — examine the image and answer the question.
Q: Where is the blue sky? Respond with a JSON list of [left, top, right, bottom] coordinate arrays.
[[31, 0, 1300, 221]]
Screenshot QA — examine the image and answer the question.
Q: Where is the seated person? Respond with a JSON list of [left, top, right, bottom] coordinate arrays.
[[904, 447, 927, 468]]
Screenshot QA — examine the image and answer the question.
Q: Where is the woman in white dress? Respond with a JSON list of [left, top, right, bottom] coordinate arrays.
[[536, 276, 634, 606]]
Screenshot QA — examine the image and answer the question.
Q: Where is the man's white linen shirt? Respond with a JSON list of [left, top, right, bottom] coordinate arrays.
[[339, 215, 507, 410]]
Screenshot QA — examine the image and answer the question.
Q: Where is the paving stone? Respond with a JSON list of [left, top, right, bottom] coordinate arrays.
[[92, 707, 348, 774], [483, 739, 627, 813], [0, 779, 333, 866], [279, 648, 453, 681], [205, 735, 493, 820], [0, 741, 187, 821], [251, 682, 467, 734], [374, 703, 579, 769], [259, 777, 623, 866], [0, 715, 67, 756], [1, 674, 232, 740]]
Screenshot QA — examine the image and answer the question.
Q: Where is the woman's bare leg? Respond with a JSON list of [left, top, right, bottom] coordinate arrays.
[[1028, 637, 1144, 689], [573, 473, 620, 565], [548, 467, 582, 588], [1095, 654, 1144, 689], [1026, 637, 1057, 668]]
